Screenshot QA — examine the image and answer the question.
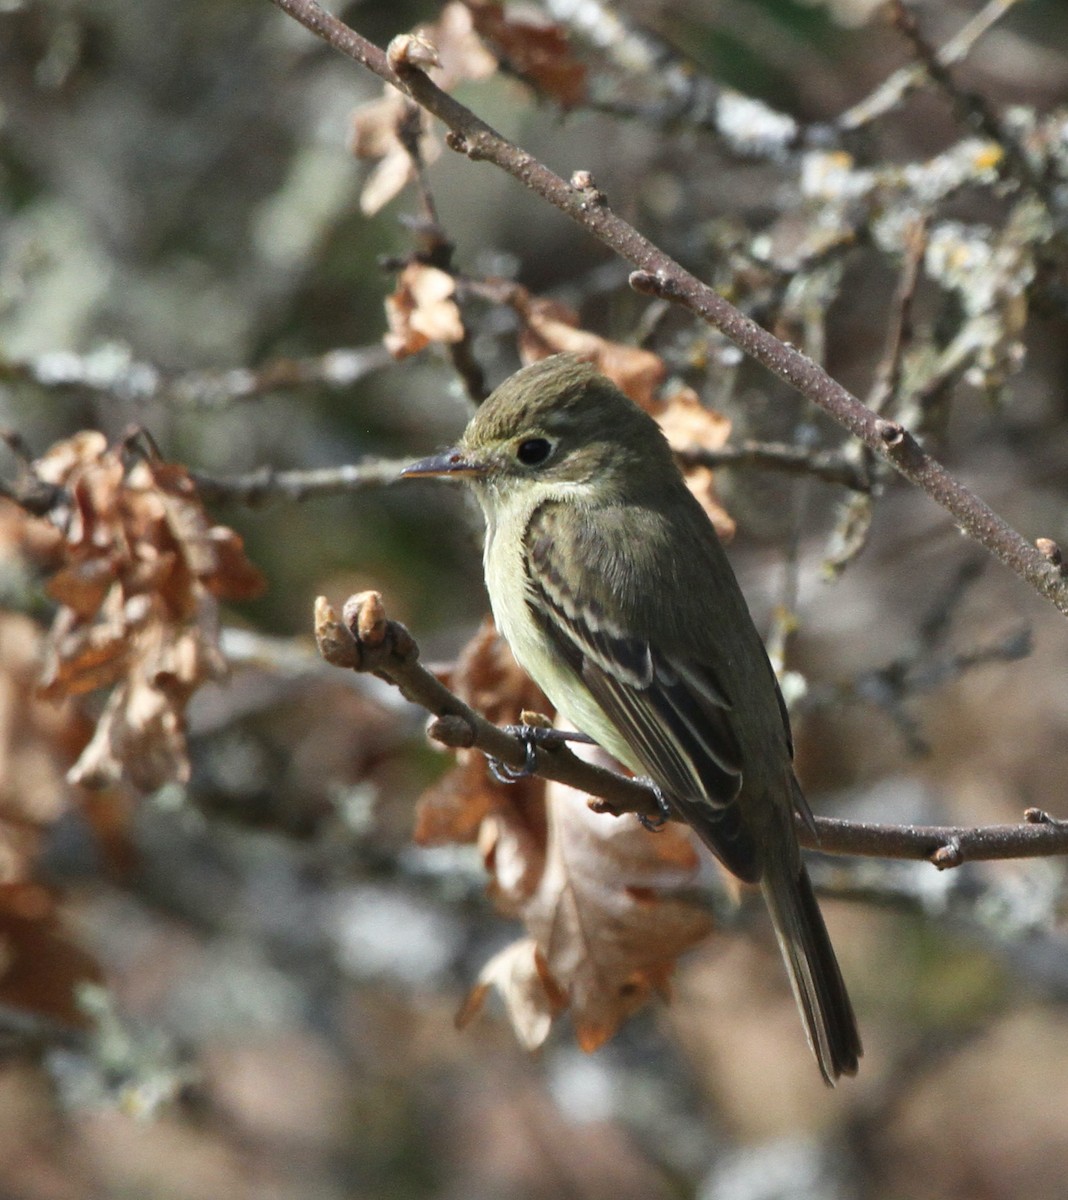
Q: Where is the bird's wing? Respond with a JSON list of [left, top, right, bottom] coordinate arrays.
[[524, 498, 765, 881]]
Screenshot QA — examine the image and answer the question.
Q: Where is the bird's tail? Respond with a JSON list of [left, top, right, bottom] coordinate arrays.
[[760, 857, 862, 1085]]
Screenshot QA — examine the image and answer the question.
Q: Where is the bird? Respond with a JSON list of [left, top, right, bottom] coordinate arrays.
[[402, 353, 861, 1083]]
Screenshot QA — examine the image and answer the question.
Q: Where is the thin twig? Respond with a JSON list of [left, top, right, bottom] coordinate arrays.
[[190, 459, 411, 506], [676, 440, 869, 491], [542, 0, 802, 156], [866, 215, 926, 416], [267, 0, 1068, 619], [315, 590, 1068, 868], [195, 443, 871, 509], [837, 0, 1023, 132], [0, 343, 392, 409], [888, 0, 1046, 199]]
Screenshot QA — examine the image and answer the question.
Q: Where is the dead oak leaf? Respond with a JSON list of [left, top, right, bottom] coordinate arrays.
[[466, 1, 586, 109], [654, 384, 736, 539], [415, 618, 548, 852], [26, 432, 263, 792], [67, 620, 221, 791], [463, 743, 714, 1051], [349, 3, 495, 215], [514, 293, 665, 407], [384, 263, 466, 359], [507, 775, 713, 1051], [431, 1, 499, 83], [0, 611, 88, 837], [350, 96, 441, 217], [456, 938, 567, 1051], [0, 895, 104, 1029]]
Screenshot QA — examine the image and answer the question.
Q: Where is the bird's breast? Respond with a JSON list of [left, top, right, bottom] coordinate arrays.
[[481, 505, 639, 770]]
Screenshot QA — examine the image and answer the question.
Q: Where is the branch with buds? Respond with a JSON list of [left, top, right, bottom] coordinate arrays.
[[317, 591, 1068, 869]]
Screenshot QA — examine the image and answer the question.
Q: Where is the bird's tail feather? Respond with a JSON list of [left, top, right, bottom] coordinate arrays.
[[761, 860, 862, 1085]]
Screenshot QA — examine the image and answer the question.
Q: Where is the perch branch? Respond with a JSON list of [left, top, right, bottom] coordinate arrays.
[[316, 591, 1068, 869]]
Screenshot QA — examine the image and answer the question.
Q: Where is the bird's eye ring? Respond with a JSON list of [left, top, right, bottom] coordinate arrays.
[[515, 437, 553, 466]]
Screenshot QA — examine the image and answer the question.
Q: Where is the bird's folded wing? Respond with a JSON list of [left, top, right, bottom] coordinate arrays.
[[524, 526, 764, 879]]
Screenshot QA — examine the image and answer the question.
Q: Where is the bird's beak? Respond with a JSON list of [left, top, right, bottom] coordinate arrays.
[[400, 448, 487, 479]]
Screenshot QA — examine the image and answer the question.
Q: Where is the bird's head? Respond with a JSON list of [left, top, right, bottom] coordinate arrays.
[[401, 354, 674, 507]]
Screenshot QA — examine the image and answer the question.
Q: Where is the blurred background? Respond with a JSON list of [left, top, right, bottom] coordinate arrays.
[[3, 0, 1068, 1196]]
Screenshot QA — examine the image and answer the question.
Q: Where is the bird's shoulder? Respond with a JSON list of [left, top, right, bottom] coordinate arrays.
[[522, 485, 743, 651]]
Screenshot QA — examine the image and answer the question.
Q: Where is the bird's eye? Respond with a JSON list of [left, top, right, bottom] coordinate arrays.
[[515, 437, 553, 466]]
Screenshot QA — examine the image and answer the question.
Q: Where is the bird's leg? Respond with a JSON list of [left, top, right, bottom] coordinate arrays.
[[636, 778, 673, 831], [486, 726, 595, 783]]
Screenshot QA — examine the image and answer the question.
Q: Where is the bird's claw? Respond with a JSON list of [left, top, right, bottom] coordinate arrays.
[[486, 724, 594, 783], [637, 779, 672, 832], [487, 735, 538, 782]]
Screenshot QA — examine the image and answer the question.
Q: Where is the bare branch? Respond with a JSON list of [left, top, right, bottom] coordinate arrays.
[[314, 590, 657, 815], [268, 0, 1068, 620], [189, 440, 868, 510], [542, 0, 802, 156], [675, 440, 869, 491], [888, 0, 1046, 199], [191, 459, 410, 506], [838, 0, 1024, 132], [0, 343, 392, 409], [316, 590, 1068, 868]]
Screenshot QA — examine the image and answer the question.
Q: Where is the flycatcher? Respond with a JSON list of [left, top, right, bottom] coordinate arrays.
[[403, 354, 861, 1083]]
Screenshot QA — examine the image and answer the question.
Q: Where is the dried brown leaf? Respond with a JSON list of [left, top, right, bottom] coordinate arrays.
[[428, 668, 716, 1051], [349, 5, 493, 215], [0, 609, 108, 1027], [414, 753, 497, 845], [349, 94, 408, 162], [201, 527, 268, 601], [415, 619, 548, 848], [32, 429, 110, 488], [0, 897, 103, 1028], [0, 613, 85, 827], [432, 1, 498, 83], [23, 431, 261, 792], [467, 1, 586, 108], [456, 938, 566, 1051], [350, 95, 440, 217], [384, 263, 466, 359], [653, 383, 732, 450], [46, 557, 118, 618], [515, 294, 666, 407], [438, 617, 549, 728], [654, 384, 736, 539], [513, 774, 713, 1050], [68, 674, 184, 791]]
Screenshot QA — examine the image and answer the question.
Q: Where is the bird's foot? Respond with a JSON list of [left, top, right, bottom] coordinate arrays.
[[486, 725, 595, 783], [636, 778, 673, 831]]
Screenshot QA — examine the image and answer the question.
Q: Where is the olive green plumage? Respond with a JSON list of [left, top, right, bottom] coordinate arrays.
[[405, 354, 861, 1083]]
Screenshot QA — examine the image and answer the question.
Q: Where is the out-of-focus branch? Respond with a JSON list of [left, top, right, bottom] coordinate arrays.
[[316, 591, 1068, 868], [541, 0, 801, 156], [268, 0, 1068, 621], [0, 343, 391, 408], [803, 559, 1032, 754], [837, 0, 1023, 132], [888, 0, 1045, 200], [188, 443, 869, 508], [191, 459, 410, 506], [676, 440, 869, 491]]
